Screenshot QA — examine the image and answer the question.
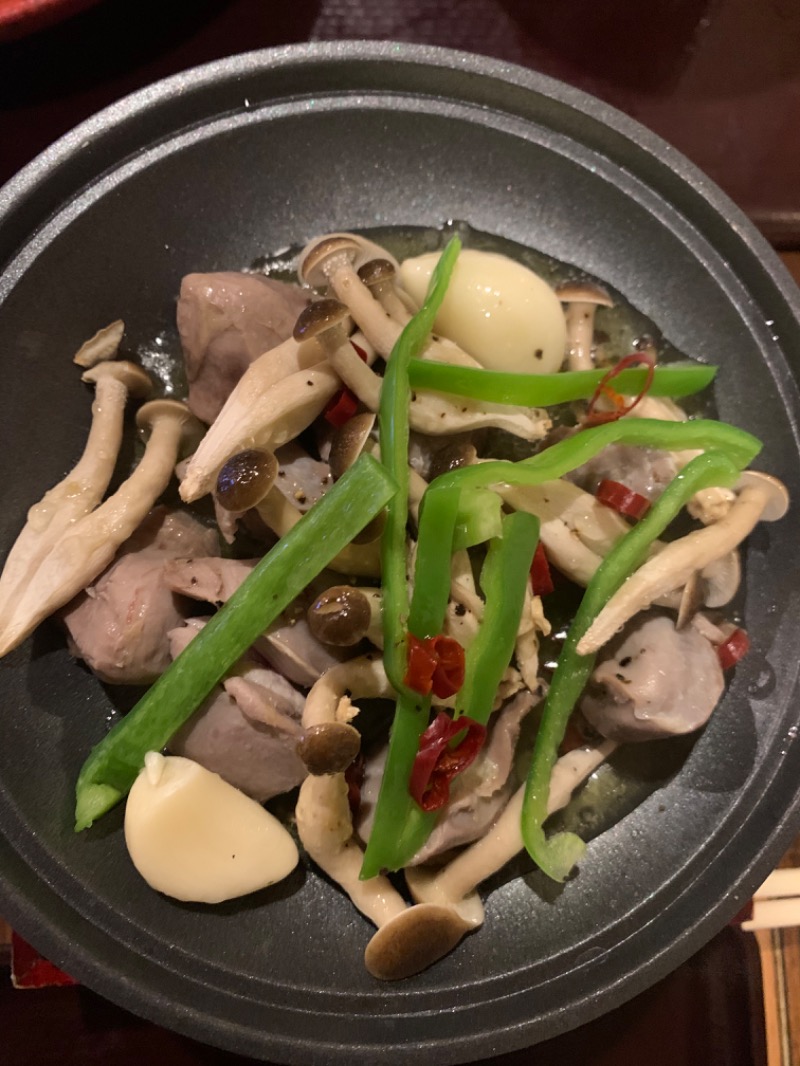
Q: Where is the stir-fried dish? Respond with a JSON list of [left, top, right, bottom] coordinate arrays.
[[0, 228, 788, 980]]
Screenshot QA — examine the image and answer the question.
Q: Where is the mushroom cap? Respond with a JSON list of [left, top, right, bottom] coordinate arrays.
[[307, 586, 372, 646], [82, 359, 153, 399], [215, 448, 279, 512], [555, 280, 614, 307], [428, 439, 478, 481], [135, 400, 202, 451], [364, 903, 472, 980], [292, 298, 351, 344], [736, 470, 790, 521], [357, 258, 396, 289], [329, 412, 376, 480], [297, 721, 361, 775], [298, 235, 365, 289]]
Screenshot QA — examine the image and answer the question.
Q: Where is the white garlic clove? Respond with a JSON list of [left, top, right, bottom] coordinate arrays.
[[124, 752, 298, 903], [399, 249, 567, 375]]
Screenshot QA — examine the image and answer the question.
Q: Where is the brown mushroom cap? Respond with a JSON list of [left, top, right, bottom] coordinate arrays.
[[364, 903, 472, 981], [82, 359, 153, 399], [307, 586, 373, 646], [293, 298, 351, 345], [555, 280, 614, 306], [329, 412, 376, 481], [297, 721, 361, 775], [428, 439, 478, 481], [215, 448, 279, 512], [357, 258, 397, 290], [298, 235, 365, 289]]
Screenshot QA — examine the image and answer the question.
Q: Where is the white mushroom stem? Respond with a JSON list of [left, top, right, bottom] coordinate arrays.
[[329, 340, 550, 441], [302, 655, 392, 731], [501, 477, 740, 607], [180, 351, 340, 502], [406, 739, 617, 920], [296, 773, 407, 927], [0, 401, 195, 656], [0, 360, 151, 620], [295, 770, 471, 980], [563, 302, 599, 371], [577, 476, 785, 656]]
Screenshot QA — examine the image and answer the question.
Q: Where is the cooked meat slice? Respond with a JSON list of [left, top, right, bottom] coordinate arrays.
[[165, 557, 350, 686], [580, 612, 724, 741], [167, 625, 308, 801], [177, 272, 308, 423], [568, 442, 678, 502], [163, 556, 257, 606], [61, 508, 218, 685]]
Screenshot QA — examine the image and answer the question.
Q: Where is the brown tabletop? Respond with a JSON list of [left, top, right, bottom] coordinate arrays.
[[1, 3, 799, 1063]]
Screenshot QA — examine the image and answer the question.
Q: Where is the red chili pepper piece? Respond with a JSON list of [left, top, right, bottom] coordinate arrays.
[[323, 387, 359, 428], [595, 479, 651, 520], [351, 340, 369, 363], [529, 541, 554, 596], [583, 352, 656, 428], [716, 627, 750, 670], [403, 633, 465, 698], [344, 752, 366, 818], [409, 711, 487, 812]]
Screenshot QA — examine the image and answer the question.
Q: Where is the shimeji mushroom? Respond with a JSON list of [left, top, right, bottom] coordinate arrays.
[[306, 586, 383, 648], [405, 739, 617, 931], [297, 653, 390, 775], [0, 399, 201, 656], [0, 360, 152, 625], [358, 258, 413, 323], [577, 471, 789, 655], [72, 319, 126, 368], [555, 281, 614, 371], [178, 305, 360, 503], [295, 768, 470, 980], [328, 338, 551, 441], [215, 448, 381, 577], [501, 477, 741, 612]]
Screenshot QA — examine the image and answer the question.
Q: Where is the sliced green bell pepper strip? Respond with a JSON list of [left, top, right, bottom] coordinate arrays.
[[455, 510, 539, 726], [452, 487, 503, 552], [74, 454, 397, 832], [429, 418, 761, 496], [407, 359, 716, 405], [379, 236, 461, 691], [519, 449, 744, 882]]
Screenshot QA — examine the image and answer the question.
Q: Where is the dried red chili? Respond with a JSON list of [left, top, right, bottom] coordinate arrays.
[[595, 478, 651, 520], [583, 352, 656, 428], [529, 541, 554, 596], [403, 633, 465, 699], [323, 388, 359, 428], [716, 627, 750, 670], [409, 711, 487, 812]]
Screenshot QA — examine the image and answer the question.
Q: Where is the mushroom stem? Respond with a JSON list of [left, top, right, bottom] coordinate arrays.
[[298, 654, 391, 774], [0, 360, 152, 621], [329, 340, 550, 441], [555, 283, 613, 372], [406, 740, 617, 915], [577, 474, 787, 655], [295, 769, 471, 980], [0, 399, 198, 656]]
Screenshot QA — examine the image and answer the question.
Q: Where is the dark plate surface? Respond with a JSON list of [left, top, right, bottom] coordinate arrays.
[[1, 42, 800, 1065]]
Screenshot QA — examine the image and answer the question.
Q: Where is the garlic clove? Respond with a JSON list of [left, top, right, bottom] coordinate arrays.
[[124, 752, 298, 903], [400, 249, 566, 375]]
